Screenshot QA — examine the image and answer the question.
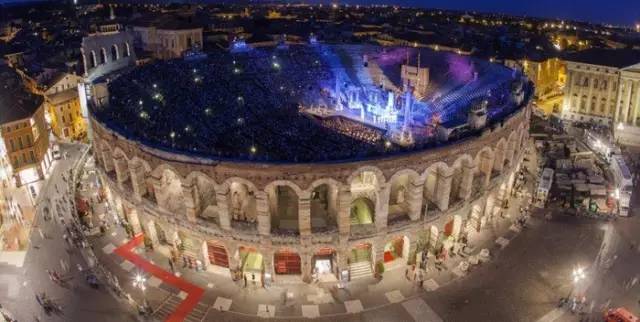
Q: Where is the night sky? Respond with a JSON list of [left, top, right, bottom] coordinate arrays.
[[338, 0, 640, 26]]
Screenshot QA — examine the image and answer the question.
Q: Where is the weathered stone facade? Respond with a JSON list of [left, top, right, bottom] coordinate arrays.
[[92, 104, 531, 283]]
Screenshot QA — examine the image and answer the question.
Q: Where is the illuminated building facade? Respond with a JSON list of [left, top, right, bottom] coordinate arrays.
[[561, 49, 640, 146], [132, 19, 203, 60], [44, 73, 87, 141], [0, 66, 52, 188]]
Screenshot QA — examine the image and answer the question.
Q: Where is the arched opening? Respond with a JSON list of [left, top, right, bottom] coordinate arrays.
[[350, 197, 375, 235], [423, 163, 450, 212], [383, 236, 410, 270], [187, 36, 193, 48], [111, 44, 119, 61], [387, 174, 413, 224], [157, 169, 185, 216], [274, 248, 301, 275], [89, 51, 97, 69], [474, 148, 493, 193], [466, 203, 484, 237], [494, 139, 507, 176], [313, 247, 337, 281], [154, 222, 169, 245], [100, 48, 107, 64], [349, 243, 373, 279], [441, 215, 464, 258], [177, 231, 201, 269], [449, 157, 474, 207], [195, 175, 217, 223], [207, 240, 229, 268], [238, 246, 263, 286], [123, 42, 130, 57], [310, 184, 338, 232], [268, 185, 299, 234], [228, 181, 257, 229]]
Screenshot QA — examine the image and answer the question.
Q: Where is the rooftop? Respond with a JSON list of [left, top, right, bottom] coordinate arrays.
[[0, 65, 44, 125], [563, 48, 640, 69]]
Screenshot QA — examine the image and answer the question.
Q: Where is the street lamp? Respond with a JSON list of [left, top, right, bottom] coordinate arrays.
[[132, 274, 149, 313], [617, 122, 624, 131], [572, 267, 585, 284]]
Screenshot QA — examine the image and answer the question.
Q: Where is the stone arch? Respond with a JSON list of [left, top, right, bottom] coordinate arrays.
[[89, 50, 97, 69], [383, 235, 410, 268], [387, 168, 421, 224], [505, 131, 518, 169], [273, 248, 302, 275], [265, 180, 303, 235], [111, 44, 119, 61], [422, 162, 452, 212], [100, 47, 107, 64], [223, 177, 258, 227], [112, 147, 132, 192], [493, 138, 507, 174], [350, 197, 375, 227], [307, 179, 341, 233], [187, 172, 218, 222], [129, 156, 152, 199], [156, 167, 186, 216], [99, 142, 115, 174], [206, 240, 230, 268], [475, 146, 494, 188], [123, 42, 131, 57], [347, 166, 386, 188], [449, 154, 475, 206]]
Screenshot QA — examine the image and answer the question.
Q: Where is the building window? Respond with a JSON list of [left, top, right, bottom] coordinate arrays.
[[582, 77, 589, 87], [100, 48, 107, 64], [29, 150, 35, 163], [111, 44, 119, 61]]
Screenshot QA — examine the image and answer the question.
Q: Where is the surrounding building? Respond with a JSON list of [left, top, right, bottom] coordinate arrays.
[[132, 18, 203, 59], [43, 73, 87, 141], [561, 49, 640, 146], [0, 65, 51, 189]]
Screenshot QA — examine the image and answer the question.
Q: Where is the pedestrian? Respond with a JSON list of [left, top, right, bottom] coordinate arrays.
[[405, 267, 410, 280], [252, 273, 256, 285], [168, 258, 175, 273], [244, 274, 248, 288]]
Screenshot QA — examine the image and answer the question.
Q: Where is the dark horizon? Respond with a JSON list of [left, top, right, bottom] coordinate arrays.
[[0, 0, 638, 27]]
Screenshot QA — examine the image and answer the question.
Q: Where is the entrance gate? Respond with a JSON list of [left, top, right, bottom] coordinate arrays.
[[207, 241, 229, 268]]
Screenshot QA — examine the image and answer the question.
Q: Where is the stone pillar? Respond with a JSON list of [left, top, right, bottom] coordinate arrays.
[[375, 184, 390, 231], [216, 191, 231, 230], [128, 207, 142, 234], [337, 187, 351, 235], [102, 149, 114, 173], [504, 144, 514, 169], [459, 165, 474, 201], [493, 146, 505, 174], [129, 161, 147, 201], [436, 168, 452, 211], [301, 251, 313, 283], [182, 183, 198, 222], [262, 246, 275, 283], [407, 178, 424, 221], [145, 220, 159, 247], [113, 155, 129, 190], [149, 176, 161, 204], [480, 153, 493, 188], [255, 191, 271, 236], [624, 80, 633, 124], [298, 196, 311, 237]]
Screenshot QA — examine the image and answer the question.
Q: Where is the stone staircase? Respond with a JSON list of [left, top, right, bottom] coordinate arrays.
[[152, 294, 210, 322], [349, 261, 373, 280]]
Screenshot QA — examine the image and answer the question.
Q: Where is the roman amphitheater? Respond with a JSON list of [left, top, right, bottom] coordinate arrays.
[[89, 43, 532, 284]]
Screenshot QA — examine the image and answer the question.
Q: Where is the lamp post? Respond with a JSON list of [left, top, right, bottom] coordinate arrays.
[[133, 274, 149, 313], [567, 266, 586, 299]]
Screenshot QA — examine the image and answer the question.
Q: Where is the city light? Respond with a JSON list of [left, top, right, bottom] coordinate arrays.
[[572, 266, 586, 283], [617, 122, 625, 130]]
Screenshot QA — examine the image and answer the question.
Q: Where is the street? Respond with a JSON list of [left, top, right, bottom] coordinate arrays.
[[0, 143, 137, 322]]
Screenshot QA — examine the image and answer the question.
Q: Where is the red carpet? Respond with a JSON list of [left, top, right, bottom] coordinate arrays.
[[114, 234, 205, 322]]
